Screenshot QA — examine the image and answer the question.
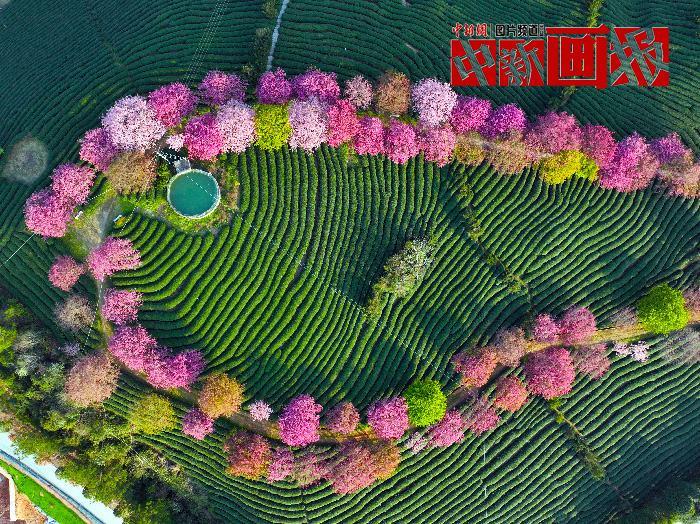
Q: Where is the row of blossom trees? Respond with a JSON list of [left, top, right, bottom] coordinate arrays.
[[24, 68, 700, 240]]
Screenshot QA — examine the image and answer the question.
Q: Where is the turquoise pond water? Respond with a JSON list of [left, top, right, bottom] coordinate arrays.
[[167, 169, 220, 218]]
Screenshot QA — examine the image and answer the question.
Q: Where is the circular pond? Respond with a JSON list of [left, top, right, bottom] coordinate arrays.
[[167, 169, 220, 218]]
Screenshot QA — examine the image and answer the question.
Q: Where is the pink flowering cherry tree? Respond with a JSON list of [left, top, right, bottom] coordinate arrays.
[[450, 96, 492, 134], [532, 313, 560, 343], [292, 69, 340, 104], [524, 347, 576, 399], [344, 75, 373, 109], [182, 113, 224, 161], [48, 256, 85, 292], [145, 348, 205, 390], [465, 398, 500, 435], [558, 306, 596, 345], [452, 348, 497, 388], [24, 188, 73, 238], [411, 78, 457, 127], [418, 124, 456, 167], [101, 95, 166, 152], [580, 124, 617, 168], [256, 68, 293, 104], [427, 410, 466, 447], [482, 103, 527, 139], [216, 101, 256, 153], [325, 402, 360, 435], [248, 400, 273, 422], [278, 394, 323, 447], [101, 289, 142, 325], [182, 408, 215, 440], [354, 116, 385, 156], [492, 376, 529, 412], [366, 397, 409, 439], [50, 164, 96, 207], [79, 128, 119, 171], [525, 112, 582, 154], [326, 99, 360, 147], [147, 82, 198, 127], [198, 71, 246, 106], [87, 237, 141, 281], [107, 324, 158, 373], [384, 119, 419, 164], [288, 98, 329, 151], [599, 133, 659, 192]]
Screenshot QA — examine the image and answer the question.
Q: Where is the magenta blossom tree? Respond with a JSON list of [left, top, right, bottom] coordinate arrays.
[[183, 113, 224, 161], [325, 402, 360, 435], [198, 70, 246, 106], [87, 237, 141, 281], [24, 188, 73, 238], [450, 96, 492, 134], [182, 408, 215, 440], [108, 324, 158, 372], [145, 348, 205, 390], [599, 133, 659, 192], [427, 410, 466, 447], [558, 306, 596, 344], [248, 400, 273, 422], [366, 397, 409, 439], [384, 119, 419, 164], [580, 124, 617, 168], [482, 103, 527, 139], [278, 395, 323, 447], [493, 376, 529, 412], [256, 68, 293, 104], [101, 95, 165, 152], [465, 398, 500, 435], [292, 69, 340, 104], [411, 78, 457, 127], [216, 101, 256, 153], [288, 99, 329, 151], [79, 128, 119, 171], [101, 289, 142, 325], [524, 347, 576, 399], [354, 116, 385, 156], [344, 75, 373, 109], [326, 99, 360, 147], [48, 256, 85, 292], [532, 313, 559, 343], [50, 164, 95, 207], [268, 447, 295, 482], [419, 124, 456, 167], [525, 112, 582, 154], [147, 82, 198, 127], [650, 132, 691, 165]]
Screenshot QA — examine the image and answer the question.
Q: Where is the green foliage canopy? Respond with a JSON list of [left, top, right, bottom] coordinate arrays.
[[637, 284, 690, 335]]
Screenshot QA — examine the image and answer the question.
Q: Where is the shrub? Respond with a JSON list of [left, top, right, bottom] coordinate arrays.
[[87, 237, 141, 281], [532, 314, 559, 343], [326, 99, 360, 147], [254, 104, 292, 150], [366, 397, 409, 439], [411, 78, 457, 126], [198, 374, 244, 418], [147, 82, 198, 127], [663, 329, 700, 364], [182, 408, 215, 440], [539, 150, 598, 185], [101, 95, 165, 152], [558, 306, 596, 344], [101, 289, 142, 325], [64, 352, 119, 407], [344, 75, 373, 109], [427, 410, 466, 447], [353, 116, 385, 156], [452, 348, 497, 388], [48, 256, 85, 292], [198, 70, 246, 106], [247, 400, 273, 421], [225, 431, 272, 480], [278, 394, 322, 446], [292, 69, 340, 104], [493, 376, 529, 412], [384, 119, 419, 164], [288, 98, 329, 151], [450, 96, 492, 134], [129, 393, 176, 434], [50, 163, 95, 206], [572, 343, 611, 379], [183, 113, 224, 161], [524, 347, 576, 399], [107, 324, 158, 373], [216, 101, 256, 153], [367, 239, 433, 317], [105, 151, 157, 194], [637, 284, 690, 334], [482, 103, 527, 139], [375, 71, 410, 115], [418, 124, 456, 167], [24, 188, 73, 238], [55, 294, 93, 332], [454, 132, 486, 166], [79, 128, 119, 171], [491, 327, 528, 367], [256, 68, 292, 104], [465, 398, 500, 435], [525, 112, 582, 154], [629, 342, 650, 362], [599, 133, 659, 192], [325, 402, 360, 434], [403, 379, 447, 427]]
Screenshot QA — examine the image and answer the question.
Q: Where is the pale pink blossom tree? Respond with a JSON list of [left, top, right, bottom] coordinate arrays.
[[493, 376, 528, 412], [79, 128, 119, 171], [101, 95, 166, 152], [107, 324, 158, 372], [427, 410, 465, 447], [216, 101, 256, 153], [182, 408, 215, 440], [559, 306, 596, 345], [344, 75, 373, 109], [248, 400, 273, 422], [198, 71, 246, 105], [48, 256, 85, 292], [288, 98, 329, 151], [325, 402, 360, 435], [411, 78, 457, 126], [418, 124, 456, 167], [50, 164, 96, 207]]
